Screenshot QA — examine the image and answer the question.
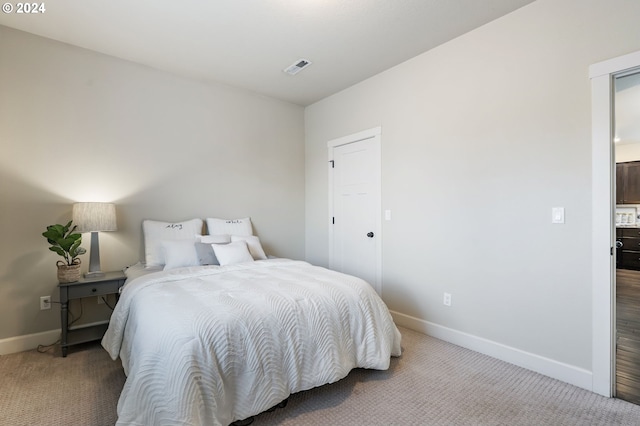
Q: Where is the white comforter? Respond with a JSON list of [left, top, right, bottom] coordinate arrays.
[[102, 259, 402, 426]]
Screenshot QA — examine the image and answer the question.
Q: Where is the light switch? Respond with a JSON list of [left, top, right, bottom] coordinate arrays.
[[552, 207, 565, 224], [385, 210, 391, 221]]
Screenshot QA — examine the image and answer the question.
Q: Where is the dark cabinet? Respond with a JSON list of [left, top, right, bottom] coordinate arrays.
[[617, 228, 640, 270], [617, 161, 640, 204], [617, 164, 625, 204]]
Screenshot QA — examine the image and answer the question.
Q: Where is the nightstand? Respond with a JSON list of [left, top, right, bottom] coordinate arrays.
[[58, 271, 126, 357]]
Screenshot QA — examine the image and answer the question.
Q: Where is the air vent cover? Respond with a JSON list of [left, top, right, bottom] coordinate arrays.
[[284, 59, 312, 75]]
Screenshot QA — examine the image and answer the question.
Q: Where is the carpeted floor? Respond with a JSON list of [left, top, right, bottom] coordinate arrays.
[[0, 340, 124, 426], [2, 327, 640, 425]]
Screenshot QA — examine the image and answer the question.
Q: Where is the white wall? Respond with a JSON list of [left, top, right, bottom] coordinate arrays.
[[305, 0, 640, 376], [614, 72, 640, 162], [616, 144, 640, 162], [0, 26, 305, 344]]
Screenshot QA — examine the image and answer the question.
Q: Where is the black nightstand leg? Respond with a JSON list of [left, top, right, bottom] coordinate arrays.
[[60, 300, 68, 357]]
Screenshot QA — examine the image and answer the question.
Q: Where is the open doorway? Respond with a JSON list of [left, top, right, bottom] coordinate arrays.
[[591, 50, 640, 398], [613, 69, 640, 404]]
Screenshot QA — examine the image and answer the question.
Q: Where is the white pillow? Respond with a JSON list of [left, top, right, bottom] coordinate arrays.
[[206, 217, 253, 236], [195, 235, 231, 265], [162, 240, 199, 271], [143, 219, 203, 267], [212, 240, 254, 266], [231, 235, 267, 260], [198, 234, 232, 244]]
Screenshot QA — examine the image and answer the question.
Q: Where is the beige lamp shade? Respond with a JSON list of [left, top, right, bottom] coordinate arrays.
[[72, 202, 117, 233]]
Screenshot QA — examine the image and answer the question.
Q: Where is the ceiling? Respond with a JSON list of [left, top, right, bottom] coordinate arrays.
[[0, 0, 535, 106]]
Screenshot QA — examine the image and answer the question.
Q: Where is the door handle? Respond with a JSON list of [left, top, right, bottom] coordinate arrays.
[[367, 232, 374, 238], [616, 240, 623, 248]]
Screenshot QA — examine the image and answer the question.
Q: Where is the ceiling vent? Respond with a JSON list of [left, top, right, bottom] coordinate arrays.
[[283, 59, 312, 75]]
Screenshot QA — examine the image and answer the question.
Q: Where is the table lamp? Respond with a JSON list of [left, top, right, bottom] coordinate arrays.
[[72, 202, 117, 278]]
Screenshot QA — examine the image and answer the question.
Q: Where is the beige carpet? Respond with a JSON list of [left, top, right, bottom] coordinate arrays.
[[2, 327, 640, 425], [0, 341, 124, 426]]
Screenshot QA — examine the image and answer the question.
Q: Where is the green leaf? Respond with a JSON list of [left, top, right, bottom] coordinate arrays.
[[50, 224, 65, 236], [42, 229, 60, 240], [49, 246, 65, 257], [58, 238, 76, 252], [69, 239, 84, 257]]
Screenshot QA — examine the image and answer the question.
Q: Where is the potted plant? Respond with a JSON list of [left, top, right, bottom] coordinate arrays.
[[42, 221, 86, 283]]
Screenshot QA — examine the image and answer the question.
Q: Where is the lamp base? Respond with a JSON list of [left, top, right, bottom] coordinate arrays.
[[84, 271, 105, 279], [86, 232, 104, 279]]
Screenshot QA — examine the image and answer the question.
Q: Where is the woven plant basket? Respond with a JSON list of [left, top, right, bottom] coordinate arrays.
[[57, 260, 81, 283]]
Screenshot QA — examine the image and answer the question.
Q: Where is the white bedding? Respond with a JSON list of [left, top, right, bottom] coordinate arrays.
[[103, 258, 402, 426], [122, 262, 162, 282]]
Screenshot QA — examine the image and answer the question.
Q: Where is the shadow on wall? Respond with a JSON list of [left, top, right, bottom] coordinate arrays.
[[1, 252, 56, 336], [113, 165, 302, 264], [0, 168, 77, 338]]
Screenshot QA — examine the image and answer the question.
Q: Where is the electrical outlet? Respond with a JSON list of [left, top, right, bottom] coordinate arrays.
[[443, 292, 452, 307], [40, 296, 51, 310]]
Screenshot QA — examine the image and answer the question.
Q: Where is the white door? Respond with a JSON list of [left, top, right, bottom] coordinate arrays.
[[328, 127, 381, 294]]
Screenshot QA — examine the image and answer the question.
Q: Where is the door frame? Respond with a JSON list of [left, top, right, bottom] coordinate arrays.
[[590, 49, 640, 397], [327, 126, 382, 294]]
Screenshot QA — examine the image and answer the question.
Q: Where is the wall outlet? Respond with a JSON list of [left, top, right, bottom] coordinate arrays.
[[40, 296, 51, 310], [443, 292, 452, 307]]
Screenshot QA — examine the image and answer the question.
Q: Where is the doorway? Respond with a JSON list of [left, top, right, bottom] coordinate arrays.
[[591, 50, 640, 398], [327, 127, 382, 294], [613, 70, 640, 404]]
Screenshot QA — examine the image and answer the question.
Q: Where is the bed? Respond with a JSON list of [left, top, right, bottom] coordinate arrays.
[[102, 218, 402, 426]]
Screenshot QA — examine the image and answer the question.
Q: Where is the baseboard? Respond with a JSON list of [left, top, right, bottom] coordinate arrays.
[[0, 329, 61, 355], [390, 310, 593, 392]]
